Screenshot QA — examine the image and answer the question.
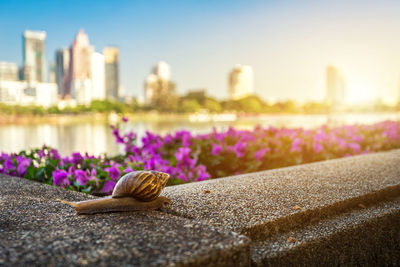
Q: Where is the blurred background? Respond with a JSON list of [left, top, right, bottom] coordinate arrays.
[[1, 0, 400, 156]]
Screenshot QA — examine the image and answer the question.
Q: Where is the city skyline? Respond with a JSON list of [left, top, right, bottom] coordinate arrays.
[[1, 0, 400, 104]]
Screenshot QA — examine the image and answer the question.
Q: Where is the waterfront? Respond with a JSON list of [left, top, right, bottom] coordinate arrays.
[[0, 112, 399, 156]]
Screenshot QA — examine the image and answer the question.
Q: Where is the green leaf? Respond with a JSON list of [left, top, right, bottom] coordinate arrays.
[[34, 167, 46, 182], [26, 165, 35, 179], [81, 185, 92, 194]]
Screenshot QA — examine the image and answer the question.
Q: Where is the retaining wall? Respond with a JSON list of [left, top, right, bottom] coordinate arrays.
[[1, 150, 400, 266]]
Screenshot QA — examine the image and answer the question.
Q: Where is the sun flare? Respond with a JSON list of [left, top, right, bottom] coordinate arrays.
[[346, 79, 377, 104]]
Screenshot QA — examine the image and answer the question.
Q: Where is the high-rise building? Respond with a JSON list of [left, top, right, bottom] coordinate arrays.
[[228, 64, 254, 100], [144, 61, 175, 105], [152, 61, 171, 80], [0, 62, 18, 81], [144, 73, 158, 104], [325, 65, 346, 107], [49, 62, 56, 83], [103, 46, 119, 100], [91, 52, 105, 100], [63, 29, 94, 104], [55, 48, 70, 95], [22, 30, 46, 82]]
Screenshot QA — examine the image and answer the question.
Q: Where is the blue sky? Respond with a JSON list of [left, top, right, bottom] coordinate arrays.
[[1, 0, 400, 103]]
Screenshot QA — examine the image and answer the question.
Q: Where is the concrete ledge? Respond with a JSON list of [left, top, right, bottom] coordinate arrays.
[[0, 175, 250, 266], [163, 150, 400, 238], [1, 149, 400, 266], [251, 197, 400, 266]]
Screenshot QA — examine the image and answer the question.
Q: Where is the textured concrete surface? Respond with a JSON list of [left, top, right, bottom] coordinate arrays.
[[163, 150, 400, 239], [0, 174, 250, 267], [251, 196, 400, 266]]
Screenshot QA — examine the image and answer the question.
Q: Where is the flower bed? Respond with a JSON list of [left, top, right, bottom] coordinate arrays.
[[1, 119, 399, 195]]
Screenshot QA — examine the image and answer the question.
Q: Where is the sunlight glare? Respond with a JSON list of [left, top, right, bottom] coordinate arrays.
[[346, 78, 377, 104]]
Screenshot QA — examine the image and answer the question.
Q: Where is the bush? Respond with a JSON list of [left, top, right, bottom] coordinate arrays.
[[1, 119, 400, 195]]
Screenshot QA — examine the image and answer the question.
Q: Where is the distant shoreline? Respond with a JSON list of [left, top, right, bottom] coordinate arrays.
[[0, 112, 191, 125], [1, 111, 399, 126]]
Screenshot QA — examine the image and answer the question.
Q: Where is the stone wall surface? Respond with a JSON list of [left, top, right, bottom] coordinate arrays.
[[1, 149, 400, 266]]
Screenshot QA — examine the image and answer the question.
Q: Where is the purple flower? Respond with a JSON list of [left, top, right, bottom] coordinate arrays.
[[194, 165, 211, 181], [68, 165, 75, 175], [234, 141, 247, 158], [38, 149, 46, 158], [16, 156, 31, 176], [211, 143, 222, 156], [50, 149, 61, 160], [105, 165, 120, 180], [124, 167, 134, 173], [53, 169, 70, 187], [122, 116, 129, 122], [102, 180, 116, 194], [254, 148, 270, 161], [74, 169, 88, 185], [4, 158, 15, 170], [177, 173, 188, 182], [113, 128, 124, 144], [175, 147, 191, 162], [72, 152, 83, 164], [88, 168, 99, 185]]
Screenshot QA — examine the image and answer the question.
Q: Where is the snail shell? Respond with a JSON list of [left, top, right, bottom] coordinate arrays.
[[112, 170, 169, 201], [59, 170, 171, 215]]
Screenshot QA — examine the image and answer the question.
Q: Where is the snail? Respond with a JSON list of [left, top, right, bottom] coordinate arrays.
[[59, 170, 171, 215]]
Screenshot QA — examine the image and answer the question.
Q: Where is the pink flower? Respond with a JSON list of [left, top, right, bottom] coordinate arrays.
[[234, 141, 247, 158], [313, 143, 323, 153], [290, 138, 302, 152], [254, 148, 270, 161], [348, 143, 361, 154], [211, 144, 222, 156]]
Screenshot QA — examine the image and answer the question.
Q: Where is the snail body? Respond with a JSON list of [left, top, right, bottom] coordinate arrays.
[[59, 170, 171, 215]]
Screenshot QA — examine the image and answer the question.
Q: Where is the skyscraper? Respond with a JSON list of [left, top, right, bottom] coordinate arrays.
[[325, 65, 346, 107], [55, 48, 70, 95], [63, 29, 94, 104], [144, 61, 175, 105], [152, 61, 171, 80], [228, 64, 254, 100], [22, 30, 46, 82], [103, 46, 119, 100], [91, 52, 105, 100]]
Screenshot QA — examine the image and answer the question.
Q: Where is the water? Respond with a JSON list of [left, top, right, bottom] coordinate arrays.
[[0, 112, 399, 156]]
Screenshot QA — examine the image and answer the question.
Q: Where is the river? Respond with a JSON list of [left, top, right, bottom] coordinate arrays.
[[1, 112, 399, 156]]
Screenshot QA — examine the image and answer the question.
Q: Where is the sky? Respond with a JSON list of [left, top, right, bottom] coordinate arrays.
[[1, 0, 400, 104]]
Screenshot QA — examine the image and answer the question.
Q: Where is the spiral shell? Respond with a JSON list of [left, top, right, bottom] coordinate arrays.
[[112, 171, 170, 201]]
